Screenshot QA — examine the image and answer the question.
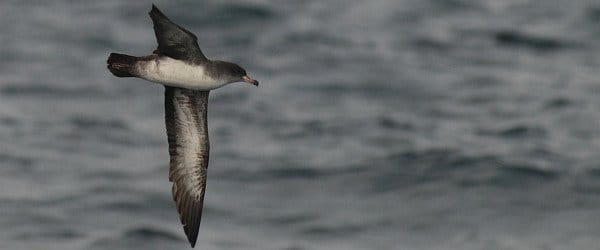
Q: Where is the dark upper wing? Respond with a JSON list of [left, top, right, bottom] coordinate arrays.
[[164, 86, 210, 247], [149, 5, 208, 64]]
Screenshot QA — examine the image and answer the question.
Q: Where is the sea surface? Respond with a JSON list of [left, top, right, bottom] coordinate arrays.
[[1, 0, 600, 249]]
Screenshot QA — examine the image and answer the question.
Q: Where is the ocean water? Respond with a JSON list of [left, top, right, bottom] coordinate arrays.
[[1, 0, 600, 249]]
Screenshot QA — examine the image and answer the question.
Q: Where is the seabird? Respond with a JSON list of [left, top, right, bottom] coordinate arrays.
[[106, 4, 258, 247]]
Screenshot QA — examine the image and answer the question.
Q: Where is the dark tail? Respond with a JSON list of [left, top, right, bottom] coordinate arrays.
[[107, 53, 138, 77]]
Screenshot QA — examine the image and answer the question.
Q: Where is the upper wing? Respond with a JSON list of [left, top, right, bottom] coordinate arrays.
[[149, 5, 208, 64], [164, 86, 210, 247]]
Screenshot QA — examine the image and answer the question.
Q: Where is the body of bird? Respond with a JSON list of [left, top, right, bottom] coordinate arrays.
[[137, 55, 218, 90]]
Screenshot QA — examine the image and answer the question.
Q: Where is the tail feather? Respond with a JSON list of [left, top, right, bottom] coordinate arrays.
[[107, 53, 137, 77]]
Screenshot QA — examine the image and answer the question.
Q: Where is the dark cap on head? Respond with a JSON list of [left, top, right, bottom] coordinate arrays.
[[211, 61, 258, 86]]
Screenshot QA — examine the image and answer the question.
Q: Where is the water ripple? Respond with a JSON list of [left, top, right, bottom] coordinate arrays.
[[494, 30, 578, 51]]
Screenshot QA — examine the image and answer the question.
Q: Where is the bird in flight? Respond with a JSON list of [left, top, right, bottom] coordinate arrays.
[[106, 4, 259, 247]]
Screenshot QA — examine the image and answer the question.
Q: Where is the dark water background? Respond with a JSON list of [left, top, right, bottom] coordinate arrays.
[[2, 0, 600, 249]]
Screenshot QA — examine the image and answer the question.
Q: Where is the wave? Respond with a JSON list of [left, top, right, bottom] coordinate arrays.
[[0, 83, 103, 98], [494, 30, 577, 51]]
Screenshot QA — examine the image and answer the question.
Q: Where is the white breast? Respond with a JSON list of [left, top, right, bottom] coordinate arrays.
[[136, 57, 227, 90]]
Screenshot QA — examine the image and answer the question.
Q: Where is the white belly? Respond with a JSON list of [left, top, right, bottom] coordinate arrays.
[[136, 57, 226, 90]]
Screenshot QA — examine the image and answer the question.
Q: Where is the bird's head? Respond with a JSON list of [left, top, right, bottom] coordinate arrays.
[[213, 61, 259, 86]]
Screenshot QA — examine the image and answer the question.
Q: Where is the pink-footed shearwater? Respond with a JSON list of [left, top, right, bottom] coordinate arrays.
[[106, 4, 258, 247]]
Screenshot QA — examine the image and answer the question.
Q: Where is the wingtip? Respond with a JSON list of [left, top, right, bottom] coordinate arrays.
[[179, 197, 202, 249], [149, 3, 162, 16], [149, 3, 172, 23], [185, 227, 198, 248], [188, 237, 197, 248]]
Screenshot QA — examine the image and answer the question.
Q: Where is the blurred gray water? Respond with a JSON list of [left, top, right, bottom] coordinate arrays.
[[1, 0, 600, 249]]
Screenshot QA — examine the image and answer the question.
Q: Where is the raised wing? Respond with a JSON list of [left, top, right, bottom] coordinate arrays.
[[164, 86, 210, 247], [149, 5, 208, 64]]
